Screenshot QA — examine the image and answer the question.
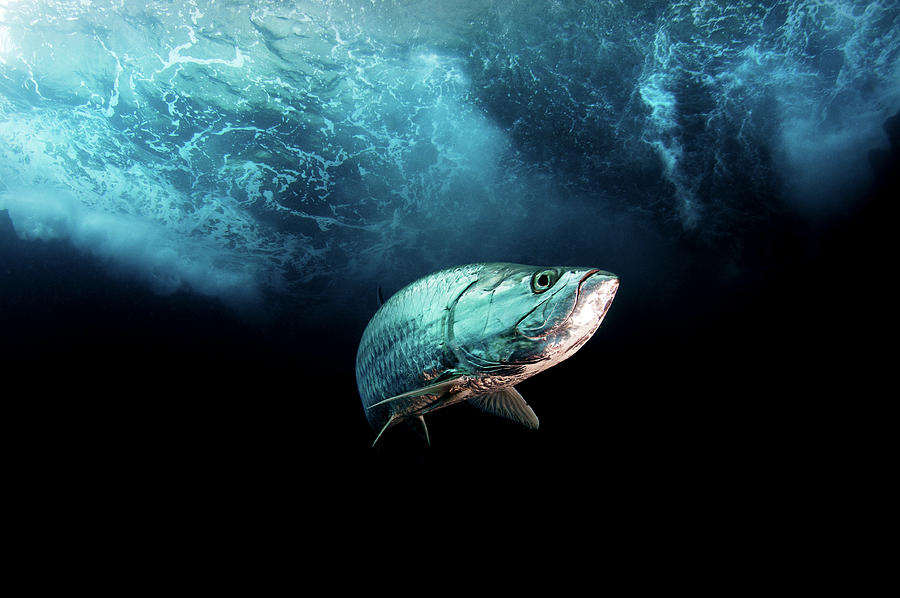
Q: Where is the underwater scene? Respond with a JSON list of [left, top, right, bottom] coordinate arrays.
[[1, 0, 897, 509]]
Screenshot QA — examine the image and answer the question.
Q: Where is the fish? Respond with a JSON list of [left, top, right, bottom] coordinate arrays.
[[355, 262, 619, 446]]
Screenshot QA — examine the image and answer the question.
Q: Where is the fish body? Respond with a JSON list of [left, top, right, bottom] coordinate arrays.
[[355, 262, 619, 444]]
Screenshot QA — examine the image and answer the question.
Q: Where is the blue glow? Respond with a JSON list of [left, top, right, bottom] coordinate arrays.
[[0, 1, 897, 309]]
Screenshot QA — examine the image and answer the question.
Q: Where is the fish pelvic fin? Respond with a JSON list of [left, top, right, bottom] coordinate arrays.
[[371, 415, 431, 448], [371, 413, 400, 448], [408, 415, 430, 446], [469, 387, 539, 430]]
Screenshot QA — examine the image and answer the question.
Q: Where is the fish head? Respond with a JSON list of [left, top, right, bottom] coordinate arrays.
[[451, 263, 619, 374]]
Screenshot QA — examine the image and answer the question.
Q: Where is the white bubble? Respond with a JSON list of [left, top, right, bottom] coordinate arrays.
[[0, 188, 262, 309]]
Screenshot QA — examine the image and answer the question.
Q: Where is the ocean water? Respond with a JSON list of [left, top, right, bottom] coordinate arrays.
[[1, 1, 898, 503]]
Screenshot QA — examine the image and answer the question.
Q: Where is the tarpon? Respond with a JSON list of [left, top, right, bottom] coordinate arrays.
[[355, 262, 619, 446]]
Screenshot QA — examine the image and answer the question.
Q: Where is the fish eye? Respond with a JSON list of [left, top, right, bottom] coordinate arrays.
[[531, 269, 557, 294]]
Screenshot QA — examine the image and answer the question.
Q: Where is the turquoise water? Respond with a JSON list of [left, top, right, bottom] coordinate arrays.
[[2, 1, 897, 313]]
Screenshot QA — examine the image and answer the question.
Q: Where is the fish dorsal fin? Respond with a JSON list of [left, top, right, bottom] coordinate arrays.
[[469, 387, 539, 430], [376, 286, 385, 307], [367, 375, 466, 410]]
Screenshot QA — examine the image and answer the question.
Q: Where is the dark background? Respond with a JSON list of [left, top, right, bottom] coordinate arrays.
[[1, 4, 897, 578], [1, 114, 894, 538], [4, 125, 894, 472]]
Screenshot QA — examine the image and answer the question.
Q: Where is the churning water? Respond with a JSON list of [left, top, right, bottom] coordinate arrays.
[[2, 1, 896, 312]]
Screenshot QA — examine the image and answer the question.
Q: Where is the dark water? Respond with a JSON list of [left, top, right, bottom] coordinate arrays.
[[1, 1, 897, 536]]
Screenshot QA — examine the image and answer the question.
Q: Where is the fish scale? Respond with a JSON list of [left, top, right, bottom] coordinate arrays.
[[356, 264, 483, 430]]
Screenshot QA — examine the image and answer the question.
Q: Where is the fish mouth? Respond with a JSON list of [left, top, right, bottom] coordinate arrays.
[[577, 269, 618, 299], [570, 269, 619, 328], [516, 268, 618, 340], [579, 268, 601, 284]]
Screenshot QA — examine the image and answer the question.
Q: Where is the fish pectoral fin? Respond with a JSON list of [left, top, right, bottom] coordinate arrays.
[[366, 376, 466, 410], [469, 387, 539, 430]]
